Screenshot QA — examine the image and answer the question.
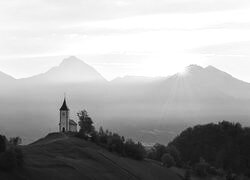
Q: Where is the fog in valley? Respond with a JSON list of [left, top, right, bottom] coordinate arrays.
[[1, 56, 250, 144]]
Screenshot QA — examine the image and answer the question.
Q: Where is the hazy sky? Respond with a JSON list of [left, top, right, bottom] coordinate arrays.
[[1, 0, 250, 81]]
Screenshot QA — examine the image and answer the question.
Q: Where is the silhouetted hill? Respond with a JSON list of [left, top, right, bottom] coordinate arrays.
[[0, 133, 181, 180], [169, 121, 250, 174]]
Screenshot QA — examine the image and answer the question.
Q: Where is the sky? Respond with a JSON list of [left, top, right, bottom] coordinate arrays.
[[1, 0, 250, 81]]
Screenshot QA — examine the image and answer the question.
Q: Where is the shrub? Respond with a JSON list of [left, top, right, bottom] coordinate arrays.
[[107, 133, 124, 154], [98, 127, 108, 144], [124, 139, 145, 160], [207, 166, 224, 176], [14, 147, 24, 167], [226, 172, 237, 180], [75, 114, 145, 161], [151, 143, 167, 161], [161, 153, 176, 167], [184, 169, 191, 180], [90, 131, 98, 143], [0, 135, 6, 153], [0, 147, 23, 171], [9, 137, 22, 146], [194, 158, 209, 177], [166, 145, 181, 166], [75, 132, 88, 140]]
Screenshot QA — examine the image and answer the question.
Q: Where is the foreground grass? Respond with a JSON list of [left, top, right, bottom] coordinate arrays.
[[0, 133, 181, 180]]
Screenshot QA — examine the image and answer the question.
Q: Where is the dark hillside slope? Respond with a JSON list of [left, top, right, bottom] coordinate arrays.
[[169, 121, 250, 174], [0, 133, 181, 180]]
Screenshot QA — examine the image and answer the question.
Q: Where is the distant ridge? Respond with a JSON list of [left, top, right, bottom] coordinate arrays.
[[111, 76, 165, 83], [0, 70, 15, 83], [20, 56, 107, 83], [1, 57, 250, 145], [0, 57, 247, 84]]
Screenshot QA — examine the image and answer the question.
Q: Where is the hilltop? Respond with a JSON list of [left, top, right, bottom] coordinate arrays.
[[0, 133, 181, 180]]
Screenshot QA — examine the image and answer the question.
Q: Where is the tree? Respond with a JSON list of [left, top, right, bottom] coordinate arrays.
[[194, 157, 209, 177], [226, 171, 237, 180], [151, 143, 167, 161], [168, 121, 249, 174], [0, 147, 23, 171], [107, 133, 124, 153], [77, 110, 95, 137], [0, 135, 6, 153], [184, 169, 191, 180], [89, 130, 98, 143], [161, 153, 176, 167], [98, 127, 108, 144], [9, 137, 22, 146], [124, 139, 146, 160], [99, 126, 104, 135], [166, 145, 181, 166]]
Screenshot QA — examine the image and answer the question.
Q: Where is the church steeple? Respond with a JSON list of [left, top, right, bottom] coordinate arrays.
[[60, 98, 69, 111], [59, 96, 77, 133], [59, 96, 70, 132]]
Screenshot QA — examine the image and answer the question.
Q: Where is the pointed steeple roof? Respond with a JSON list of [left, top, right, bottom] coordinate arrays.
[[60, 98, 69, 111]]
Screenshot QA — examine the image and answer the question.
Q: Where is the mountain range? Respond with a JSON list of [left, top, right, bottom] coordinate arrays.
[[20, 56, 106, 84], [0, 56, 250, 144]]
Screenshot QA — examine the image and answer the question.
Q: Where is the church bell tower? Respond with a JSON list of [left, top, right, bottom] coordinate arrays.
[[59, 97, 70, 132]]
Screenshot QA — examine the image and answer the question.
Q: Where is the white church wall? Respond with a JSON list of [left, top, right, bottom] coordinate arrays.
[[69, 124, 77, 132], [60, 110, 69, 132]]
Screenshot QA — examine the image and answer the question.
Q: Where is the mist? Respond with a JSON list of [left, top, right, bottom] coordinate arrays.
[[0, 56, 250, 145]]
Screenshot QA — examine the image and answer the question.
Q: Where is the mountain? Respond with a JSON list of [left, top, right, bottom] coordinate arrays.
[[20, 56, 107, 84], [175, 64, 250, 98], [0, 70, 15, 83], [0, 133, 181, 180], [152, 64, 250, 121], [104, 64, 250, 144], [111, 76, 165, 84], [1, 57, 250, 145]]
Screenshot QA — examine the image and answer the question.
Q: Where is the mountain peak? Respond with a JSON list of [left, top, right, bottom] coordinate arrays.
[[186, 64, 204, 72], [23, 56, 106, 83], [177, 64, 203, 76], [181, 64, 233, 79], [60, 56, 85, 67]]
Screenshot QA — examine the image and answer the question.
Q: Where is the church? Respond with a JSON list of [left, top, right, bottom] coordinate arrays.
[[59, 98, 77, 132]]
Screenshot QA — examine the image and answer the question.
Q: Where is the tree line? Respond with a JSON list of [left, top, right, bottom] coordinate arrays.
[[0, 135, 23, 172], [76, 110, 146, 160], [170, 121, 250, 175], [147, 121, 250, 179]]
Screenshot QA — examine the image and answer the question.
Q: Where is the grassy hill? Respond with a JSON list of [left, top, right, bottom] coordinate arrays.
[[0, 133, 181, 180]]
